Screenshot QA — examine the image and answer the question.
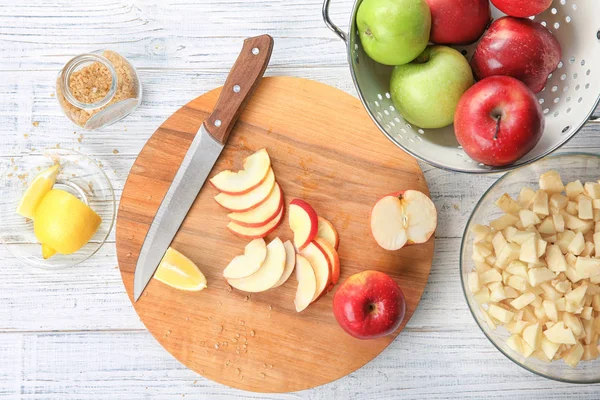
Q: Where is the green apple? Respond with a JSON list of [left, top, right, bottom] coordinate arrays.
[[390, 45, 474, 129], [357, 0, 431, 66]]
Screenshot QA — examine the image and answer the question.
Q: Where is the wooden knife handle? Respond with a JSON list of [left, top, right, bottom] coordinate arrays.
[[203, 34, 274, 145]]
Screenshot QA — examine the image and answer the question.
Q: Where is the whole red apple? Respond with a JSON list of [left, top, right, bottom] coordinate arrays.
[[454, 76, 544, 167], [470, 17, 561, 93], [333, 270, 406, 339], [425, 0, 491, 45], [491, 0, 553, 18]]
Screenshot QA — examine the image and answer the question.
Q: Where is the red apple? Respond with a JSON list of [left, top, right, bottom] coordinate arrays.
[[470, 17, 561, 94], [491, 0, 553, 18], [425, 0, 490, 45], [333, 271, 406, 340], [454, 76, 544, 167]]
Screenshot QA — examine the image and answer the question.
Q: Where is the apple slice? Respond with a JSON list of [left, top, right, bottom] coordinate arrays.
[[317, 216, 339, 250], [300, 242, 331, 302], [227, 237, 286, 292], [227, 183, 284, 227], [210, 148, 271, 195], [314, 237, 340, 289], [227, 207, 283, 239], [272, 240, 296, 288], [215, 168, 275, 212], [289, 199, 318, 251], [294, 254, 317, 312], [222, 238, 267, 279], [370, 190, 437, 251]]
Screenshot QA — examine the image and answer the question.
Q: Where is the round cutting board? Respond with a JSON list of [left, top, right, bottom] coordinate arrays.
[[116, 77, 434, 393]]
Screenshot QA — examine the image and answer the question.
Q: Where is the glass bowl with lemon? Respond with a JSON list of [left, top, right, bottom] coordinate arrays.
[[0, 149, 115, 269]]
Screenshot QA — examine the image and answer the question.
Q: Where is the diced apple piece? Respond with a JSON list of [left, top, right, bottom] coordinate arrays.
[[584, 182, 600, 199], [532, 190, 549, 216], [581, 306, 593, 321], [540, 282, 562, 300], [537, 217, 556, 235], [227, 182, 283, 227], [532, 350, 552, 362], [541, 336, 562, 359], [504, 286, 519, 299], [272, 240, 297, 288], [475, 261, 492, 274], [576, 257, 600, 279], [554, 280, 571, 293], [528, 268, 556, 287], [556, 230, 576, 253], [546, 245, 568, 273], [594, 233, 600, 257], [316, 216, 339, 250], [537, 238, 547, 258], [592, 293, 600, 311], [227, 207, 284, 239], [480, 268, 502, 285], [510, 292, 536, 310], [544, 322, 577, 344], [518, 187, 536, 208], [568, 232, 585, 255], [293, 254, 317, 312], [471, 224, 490, 243], [510, 231, 536, 245], [222, 238, 267, 279], [489, 282, 507, 302], [543, 300, 559, 322], [467, 271, 480, 293], [492, 232, 507, 256], [227, 237, 286, 292], [474, 243, 492, 259], [490, 214, 520, 231], [566, 180, 584, 199], [579, 197, 594, 220], [495, 193, 521, 215], [523, 322, 542, 350], [550, 193, 569, 210], [566, 201, 578, 216], [563, 343, 584, 368], [580, 241, 595, 257], [583, 344, 600, 361], [289, 199, 319, 251], [479, 306, 496, 330], [594, 199, 600, 210], [507, 334, 533, 357], [555, 297, 566, 311], [495, 242, 520, 268], [508, 275, 529, 293], [215, 168, 276, 212], [314, 237, 340, 288], [539, 171, 564, 194], [370, 191, 437, 251], [565, 284, 588, 309], [520, 210, 541, 228], [488, 304, 514, 323], [300, 242, 331, 302], [506, 320, 530, 334], [520, 236, 538, 264], [503, 226, 518, 242], [552, 214, 565, 233], [474, 287, 490, 304], [507, 261, 528, 278]]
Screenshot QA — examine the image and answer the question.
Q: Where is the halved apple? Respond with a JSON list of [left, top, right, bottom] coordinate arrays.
[[272, 240, 296, 288], [314, 237, 340, 289], [317, 216, 339, 250], [370, 190, 437, 251], [227, 237, 286, 292], [300, 241, 331, 302], [289, 199, 318, 251], [294, 254, 317, 312], [222, 238, 267, 279], [227, 207, 283, 239], [227, 183, 283, 227], [210, 148, 271, 195], [215, 168, 275, 212]]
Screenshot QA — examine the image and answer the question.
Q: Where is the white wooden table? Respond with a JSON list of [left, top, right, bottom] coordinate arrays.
[[1, 1, 599, 398]]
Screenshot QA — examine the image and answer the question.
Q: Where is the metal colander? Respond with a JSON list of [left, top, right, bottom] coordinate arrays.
[[323, 0, 600, 173]]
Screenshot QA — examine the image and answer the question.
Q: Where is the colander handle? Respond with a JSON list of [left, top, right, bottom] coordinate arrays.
[[322, 0, 348, 43]]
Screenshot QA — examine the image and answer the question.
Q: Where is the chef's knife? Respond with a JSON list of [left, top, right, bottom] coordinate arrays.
[[134, 34, 274, 302]]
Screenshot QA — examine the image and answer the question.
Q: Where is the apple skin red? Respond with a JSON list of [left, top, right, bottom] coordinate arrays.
[[454, 76, 544, 167], [333, 270, 406, 340], [491, 0, 553, 18], [425, 0, 490, 45], [470, 17, 561, 94]]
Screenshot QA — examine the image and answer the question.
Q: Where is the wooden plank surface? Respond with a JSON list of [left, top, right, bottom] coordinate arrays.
[[1, 0, 600, 398]]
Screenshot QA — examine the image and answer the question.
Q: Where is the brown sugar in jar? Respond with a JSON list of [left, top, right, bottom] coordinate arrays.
[[56, 50, 142, 130]]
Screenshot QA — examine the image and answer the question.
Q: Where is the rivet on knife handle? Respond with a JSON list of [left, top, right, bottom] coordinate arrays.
[[204, 34, 274, 145]]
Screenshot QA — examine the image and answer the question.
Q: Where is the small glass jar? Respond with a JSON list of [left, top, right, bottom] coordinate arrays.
[[56, 50, 142, 130]]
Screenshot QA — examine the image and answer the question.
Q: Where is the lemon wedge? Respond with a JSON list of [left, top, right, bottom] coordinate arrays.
[[154, 247, 207, 292], [34, 189, 102, 258], [16, 164, 60, 219]]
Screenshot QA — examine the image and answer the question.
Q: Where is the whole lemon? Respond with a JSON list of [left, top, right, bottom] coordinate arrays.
[[34, 189, 102, 256]]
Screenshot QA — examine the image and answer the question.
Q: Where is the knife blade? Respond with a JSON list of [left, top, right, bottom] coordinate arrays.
[[134, 34, 274, 301]]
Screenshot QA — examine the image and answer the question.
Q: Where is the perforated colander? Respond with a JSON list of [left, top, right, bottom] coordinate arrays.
[[323, 0, 600, 173]]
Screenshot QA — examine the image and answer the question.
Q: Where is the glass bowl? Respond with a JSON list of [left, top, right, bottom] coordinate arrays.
[[460, 152, 600, 383], [0, 149, 115, 269]]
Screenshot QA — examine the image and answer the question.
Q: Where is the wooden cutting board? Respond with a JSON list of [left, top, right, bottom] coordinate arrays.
[[116, 76, 434, 393]]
